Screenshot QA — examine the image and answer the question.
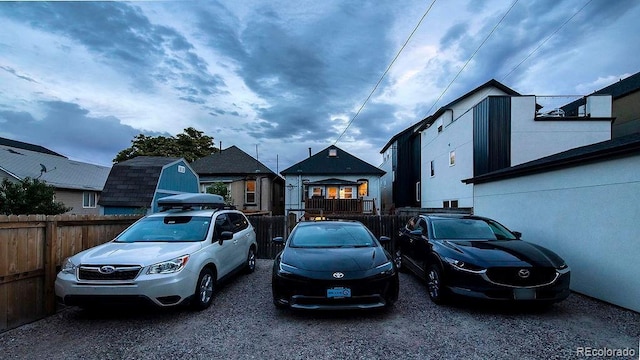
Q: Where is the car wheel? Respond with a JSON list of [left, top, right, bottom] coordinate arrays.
[[394, 249, 407, 273], [245, 247, 256, 274], [426, 264, 447, 304], [192, 268, 215, 310]]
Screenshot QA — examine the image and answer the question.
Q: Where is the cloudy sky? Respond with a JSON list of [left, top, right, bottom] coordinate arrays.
[[1, 0, 638, 172]]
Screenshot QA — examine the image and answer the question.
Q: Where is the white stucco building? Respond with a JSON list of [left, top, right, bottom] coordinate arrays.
[[416, 80, 612, 209]]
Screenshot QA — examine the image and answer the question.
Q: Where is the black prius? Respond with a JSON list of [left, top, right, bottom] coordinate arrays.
[[271, 220, 399, 310], [397, 214, 571, 305]]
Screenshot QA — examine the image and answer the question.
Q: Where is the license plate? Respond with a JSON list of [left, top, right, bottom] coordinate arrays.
[[513, 288, 536, 300], [327, 287, 351, 298]]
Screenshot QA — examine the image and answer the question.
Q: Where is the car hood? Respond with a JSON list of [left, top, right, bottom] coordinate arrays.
[[442, 239, 565, 267], [281, 247, 388, 271], [71, 241, 202, 266]]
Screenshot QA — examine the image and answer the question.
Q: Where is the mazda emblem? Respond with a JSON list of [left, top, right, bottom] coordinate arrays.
[[518, 269, 530, 279], [99, 266, 116, 274], [332, 272, 344, 279]]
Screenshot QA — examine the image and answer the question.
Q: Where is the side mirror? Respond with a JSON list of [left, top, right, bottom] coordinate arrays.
[[272, 236, 285, 244], [218, 231, 234, 245], [512, 231, 522, 239], [379, 236, 391, 243]]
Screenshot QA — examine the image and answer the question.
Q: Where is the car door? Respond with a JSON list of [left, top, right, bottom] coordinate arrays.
[[400, 216, 422, 268], [212, 213, 236, 277], [227, 212, 252, 269], [411, 217, 430, 273]]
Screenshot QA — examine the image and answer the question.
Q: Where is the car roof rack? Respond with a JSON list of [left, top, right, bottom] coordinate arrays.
[[158, 193, 235, 212]]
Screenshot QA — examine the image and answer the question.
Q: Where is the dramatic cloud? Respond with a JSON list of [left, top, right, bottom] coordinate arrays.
[[0, 0, 638, 170]]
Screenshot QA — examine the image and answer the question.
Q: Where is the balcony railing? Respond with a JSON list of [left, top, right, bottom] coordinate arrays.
[[304, 197, 376, 216]]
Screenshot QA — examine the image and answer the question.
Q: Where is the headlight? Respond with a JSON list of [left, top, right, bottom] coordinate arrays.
[[444, 257, 485, 274], [375, 261, 395, 276], [61, 257, 77, 274], [278, 262, 298, 275], [147, 255, 190, 274]]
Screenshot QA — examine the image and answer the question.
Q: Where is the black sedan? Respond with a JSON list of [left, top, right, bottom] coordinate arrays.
[[271, 220, 399, 310], [396, 214, 570, 304]]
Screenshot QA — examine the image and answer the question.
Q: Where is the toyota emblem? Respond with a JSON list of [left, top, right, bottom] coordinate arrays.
[[332, 272, 344, 279], [517, 269, 530, 279], [99, 266, 116, 274]]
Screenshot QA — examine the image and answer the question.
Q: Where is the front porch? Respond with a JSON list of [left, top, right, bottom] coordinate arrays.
[[304, 197, 377, 216]]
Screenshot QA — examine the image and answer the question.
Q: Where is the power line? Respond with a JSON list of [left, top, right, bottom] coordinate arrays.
[[501, 0, 593, 81], [421, 0, 519, 120], [334, 0, 438, 144]]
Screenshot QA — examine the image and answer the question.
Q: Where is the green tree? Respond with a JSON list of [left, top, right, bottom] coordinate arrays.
[[206, 182, 234, 205], [113, 127, 217, 163], [0, 178, 72, 215]]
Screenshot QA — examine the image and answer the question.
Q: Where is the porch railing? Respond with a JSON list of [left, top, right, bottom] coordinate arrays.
[[304, 198, 376, 216]]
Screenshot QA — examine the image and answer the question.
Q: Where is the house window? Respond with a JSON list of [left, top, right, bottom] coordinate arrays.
[[416, 182, 421, 202], [451, 200, 459, 208], [327, 187, 338, 199], [312, 187, 323, 198], [430, 161, 435, 177], [357, 180, 368, 197], [437, 119, 443, 132], [449, 151, 456, 166], [443, 200, 450, 208], [342, 187, 353, 199], [329, 149, 338, 157], [83, 192, 96, 208], [245, 179, 256, 204]]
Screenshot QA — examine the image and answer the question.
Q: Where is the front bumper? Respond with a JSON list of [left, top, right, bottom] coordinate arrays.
[[444, 266, 571, 302], [55, 267, 198, 308], [272, 271, 399, 310]]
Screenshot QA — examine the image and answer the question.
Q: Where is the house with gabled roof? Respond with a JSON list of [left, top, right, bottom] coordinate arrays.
[[280, 145, 385, 218], [98, 156, 199, 215], [190, 145, 284, 215], [0, 137, 110, 215]]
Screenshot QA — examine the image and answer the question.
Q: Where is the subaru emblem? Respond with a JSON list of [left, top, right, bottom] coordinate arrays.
[[518, 269, 530, 279], [99, 266, 116, 274], [332, 272, 344, 279]]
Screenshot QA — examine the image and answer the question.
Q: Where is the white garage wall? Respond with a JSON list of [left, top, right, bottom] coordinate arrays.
[[472, 155, 640, 312]]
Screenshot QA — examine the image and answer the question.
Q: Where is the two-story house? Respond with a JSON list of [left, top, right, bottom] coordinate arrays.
[[382, 79, 614, 211]]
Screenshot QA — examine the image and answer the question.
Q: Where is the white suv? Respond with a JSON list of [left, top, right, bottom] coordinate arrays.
[[55, 193, 258, 310]]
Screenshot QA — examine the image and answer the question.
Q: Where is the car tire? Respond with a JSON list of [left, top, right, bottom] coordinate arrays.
[[394, 249, 407, 273], [426, 264, 447, 304], [245, 247, 256, 274], [192, 268, 215, 310]]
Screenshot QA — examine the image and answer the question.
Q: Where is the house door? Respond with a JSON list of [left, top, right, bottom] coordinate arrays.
[[327, 187, 338, 199]]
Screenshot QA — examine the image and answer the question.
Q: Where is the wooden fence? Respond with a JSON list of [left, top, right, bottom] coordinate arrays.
[[0, 214, 142, 332], [0, 214, 411, 332]]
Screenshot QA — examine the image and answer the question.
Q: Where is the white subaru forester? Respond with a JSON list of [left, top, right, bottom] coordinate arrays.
[[55, 193, 257, 310]]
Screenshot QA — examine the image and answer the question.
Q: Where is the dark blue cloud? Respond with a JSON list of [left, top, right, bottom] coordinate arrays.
[[0, 101, 167, 165], [1, 2, 226, 104]]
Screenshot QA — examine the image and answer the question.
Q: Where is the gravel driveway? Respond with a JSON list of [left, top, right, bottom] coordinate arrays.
[[1, 260, 638, 360]]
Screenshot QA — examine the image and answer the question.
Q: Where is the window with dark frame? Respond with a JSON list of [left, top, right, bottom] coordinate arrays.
[[430, 160, 435, 177], [245, 179, 256, 204]]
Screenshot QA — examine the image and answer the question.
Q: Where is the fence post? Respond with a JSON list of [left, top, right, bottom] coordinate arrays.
[[43, 217, 57, 315]]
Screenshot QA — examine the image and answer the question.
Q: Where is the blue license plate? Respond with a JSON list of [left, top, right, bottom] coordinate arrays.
[[513, 288, 536, 300], [327, 287, 351, 298]]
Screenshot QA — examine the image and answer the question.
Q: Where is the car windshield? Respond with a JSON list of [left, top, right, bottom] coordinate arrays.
[[289, 223, 376, 248], [115, 216, 210, 243], [431, 218, 516, 240]]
